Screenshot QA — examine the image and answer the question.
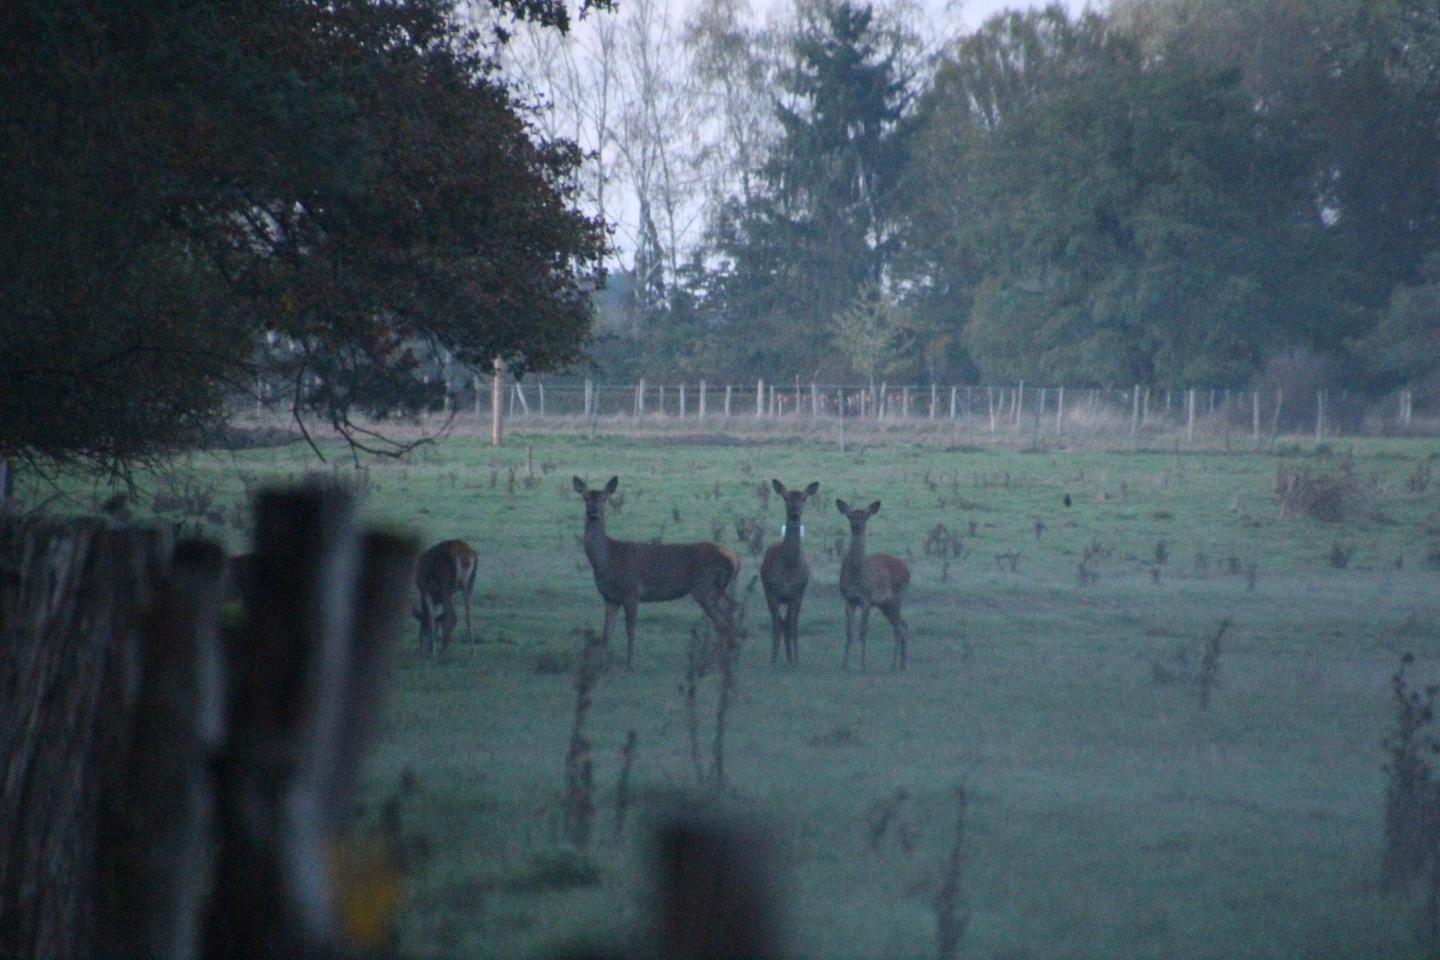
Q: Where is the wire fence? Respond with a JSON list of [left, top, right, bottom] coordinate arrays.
[[248, 374, 1430, 442]]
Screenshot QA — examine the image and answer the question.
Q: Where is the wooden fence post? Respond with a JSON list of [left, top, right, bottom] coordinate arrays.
[[1056, 386, 1065, 434], [1252, 390, 1261, 444], [1316, 389, 1325, 441], [811, 382, 819, 419], [755, 379, 764, 419], [636, 378, 646, 417], [950, 386, 958, 419], [1014, 382, 1024, 426], [699, 380, 707, 420], [659, 384, 666, 416], [1187, 388, 1196, 443], [680, 384, 687, 419], [724, 384, 732, 417], [538, 380, 546, 417], [491, 359, 504, 446]]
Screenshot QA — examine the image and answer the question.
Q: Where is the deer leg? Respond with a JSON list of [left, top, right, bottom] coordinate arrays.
[[765, 592, 784, 665], [439, 599, 457, 654], [882, 603, 908, 671], [858, 605, 872, 671], [624, 598, 639, 668], [843, 603, 855, 669], [785, 593, 803, 665], [603, 602, 620, 654], [418, 593, 435, 655]]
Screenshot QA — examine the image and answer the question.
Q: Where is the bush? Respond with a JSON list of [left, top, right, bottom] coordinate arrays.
[[1275, 456, 1370, 522]]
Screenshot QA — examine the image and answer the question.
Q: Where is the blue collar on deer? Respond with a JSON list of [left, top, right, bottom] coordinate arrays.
[[781, 524, 804, 538]]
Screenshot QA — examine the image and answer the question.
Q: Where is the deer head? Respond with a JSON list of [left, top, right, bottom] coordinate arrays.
[[836, 499, 881, 535], [772, 479, 820, 526], [573, 476, 619, 524]]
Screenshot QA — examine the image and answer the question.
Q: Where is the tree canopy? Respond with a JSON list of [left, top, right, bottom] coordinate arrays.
[[1, 0, 610, 471]]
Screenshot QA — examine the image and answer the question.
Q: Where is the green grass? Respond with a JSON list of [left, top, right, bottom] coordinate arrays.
[[31, 430, 1440, 958]]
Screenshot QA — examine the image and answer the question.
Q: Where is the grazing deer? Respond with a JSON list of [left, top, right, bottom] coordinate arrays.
[[573, 476, 740, 667], [836, 499, 911, 671], [760, 479, 819, 665], [413, 539, 478, 654]]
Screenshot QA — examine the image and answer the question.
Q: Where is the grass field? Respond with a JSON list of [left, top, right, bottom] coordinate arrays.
[[37, 426, 1440, 958]]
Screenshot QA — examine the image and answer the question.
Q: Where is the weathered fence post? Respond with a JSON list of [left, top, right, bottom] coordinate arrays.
[[659, 384, 666, 417], [1014, 382, 1024, 426], [811, 382, 819, 419], [724, 384, 733, 417], [636, 378, 647, 418], [838, 388, 847, 452], [950, 386, 958, 419], [538, 379, 546, 417], [1315, 389, 1325, 441], [755, 379, 764, 419], [987, 387, 996, 433], [491, 358, 505, 446], [1252, 390, 1261, 444], [699, 380, 707, 420], [1187, 388, 1196, 443], [679, 384, 687, 419], [1056, 386, 1065, 435]]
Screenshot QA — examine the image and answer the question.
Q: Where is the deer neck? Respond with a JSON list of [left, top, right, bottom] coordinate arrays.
[[583, 516, 612, 569], [843, 527, 868, 574], [778, 518, 804, 560]]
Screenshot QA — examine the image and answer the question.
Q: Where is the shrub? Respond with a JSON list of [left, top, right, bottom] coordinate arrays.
[[1275, 456, 1369, 522]]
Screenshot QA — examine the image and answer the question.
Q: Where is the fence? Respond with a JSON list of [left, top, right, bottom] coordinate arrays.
[[316, 375, 1425, 441]]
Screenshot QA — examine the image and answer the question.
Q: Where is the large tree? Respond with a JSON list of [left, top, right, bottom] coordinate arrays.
[[909, 6, 1348, 387], [1, 0, 610, 471], [696, 0, 916, 377]]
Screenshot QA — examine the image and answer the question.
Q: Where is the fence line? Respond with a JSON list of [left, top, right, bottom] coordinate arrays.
[[243, 376, 1425, 441]]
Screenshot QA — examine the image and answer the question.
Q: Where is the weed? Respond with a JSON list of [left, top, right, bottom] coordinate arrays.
[[613, 731, 638, 841], [1275, 455, 1369, 522], [563, 630, 606, 850], [1408, 455, 1435, 494], [1328, 543, 1356, 570], [1382, 654, 1439, 888], [1198, 619, 1228, 711], [935, 786, 970, 960], [866, 788, 915, 853]]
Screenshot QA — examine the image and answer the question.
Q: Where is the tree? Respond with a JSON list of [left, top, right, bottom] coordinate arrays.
[[698, 0, 917, 377], [831, 284, 914, 391], [909, 6, 1346, 387], [0, 0, 610, 472]]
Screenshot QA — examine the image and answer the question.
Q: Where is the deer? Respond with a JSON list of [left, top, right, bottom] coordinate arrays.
[[413, 538, 478, 654], [760, 479, 819, 666], [836, 498, 911, 671], [573, 476, 740, 668]]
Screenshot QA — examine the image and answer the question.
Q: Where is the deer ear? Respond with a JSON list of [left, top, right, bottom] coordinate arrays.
[[804, 481, 820, 497], [836, 499, 849, 515], [604, 476, 619, 494], [772, 479, 786, 496], [572, 476, 586, 494], [868, 500, 881, 515]]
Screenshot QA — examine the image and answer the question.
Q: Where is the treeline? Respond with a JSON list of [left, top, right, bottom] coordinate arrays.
[[535, 0, 1439, 402]]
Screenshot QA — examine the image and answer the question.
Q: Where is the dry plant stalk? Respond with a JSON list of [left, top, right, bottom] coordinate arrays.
[[935, 787, 970, 960], [564, 630, 605, 850], [614, 730, 638, 841], [1197, 619, 1229, 711]]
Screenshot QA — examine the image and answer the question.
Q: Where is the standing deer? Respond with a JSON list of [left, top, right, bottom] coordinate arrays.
[[836, 499, 911, 671], [760, 479, 819, 665], [574, 476, 740, 667], [413, 538, 478, 654]]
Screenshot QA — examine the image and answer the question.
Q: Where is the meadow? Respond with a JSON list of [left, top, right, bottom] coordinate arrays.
[[41, 424, 1440, 959]]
